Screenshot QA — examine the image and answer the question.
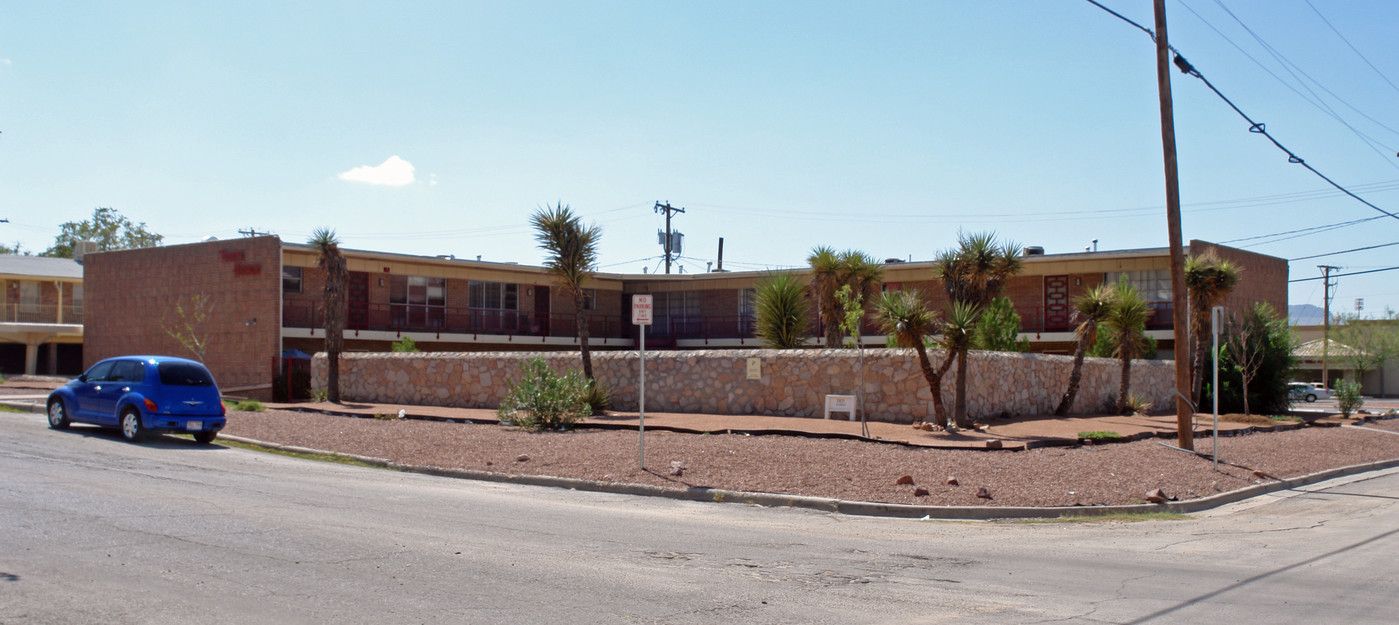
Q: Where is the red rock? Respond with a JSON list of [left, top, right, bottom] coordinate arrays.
[[1251, 470, 1267, 479], [670, 461, 685, 477], [985, 439, 1003, 449], [976, 487, 992, 499], [896, 475, 914, 485], [914, 487, 930, 497], [515, 454, 529, 463], [946, 477, 959, 486], [1145, 488, 1168, 504]]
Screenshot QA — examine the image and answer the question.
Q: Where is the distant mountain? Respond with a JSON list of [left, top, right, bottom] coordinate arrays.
[[1288, 304, 1326, 326]]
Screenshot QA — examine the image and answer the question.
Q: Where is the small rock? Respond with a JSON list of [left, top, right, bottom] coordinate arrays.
[[946, 477, 959, 486], [973, 423, 988, 432], [976, 487, 992, 499], [1251, 470, 1267, 479], [920, 423, 936, 432], [669, 461, 685, 477], [1145, 488, 1168, 504], [516, 454, 530, 463], [985, 439, 1003, 449], [913, 487, 930, 497], [485, 461, 493, 466], [911, 422, 924, 429], [896, 475, 914, 485]]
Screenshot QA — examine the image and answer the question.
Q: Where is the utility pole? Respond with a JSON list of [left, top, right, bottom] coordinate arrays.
[[1153, 0, 1194, 451], [654, 201, 685, 274], [1320, 264, 1339, 388]]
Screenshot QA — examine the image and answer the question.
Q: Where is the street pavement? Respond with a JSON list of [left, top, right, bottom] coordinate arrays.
[[3, 409, 1399, 624]]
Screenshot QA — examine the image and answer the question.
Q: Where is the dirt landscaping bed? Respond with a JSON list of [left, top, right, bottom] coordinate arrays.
[[223, 409, 1399, 508]]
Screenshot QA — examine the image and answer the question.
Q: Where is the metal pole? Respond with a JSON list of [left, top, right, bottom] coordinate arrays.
[[639, 324, 646, 469], [1212, 306, 1222, 470]]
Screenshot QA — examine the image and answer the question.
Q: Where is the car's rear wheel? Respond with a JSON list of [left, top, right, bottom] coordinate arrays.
[[1306, 394, 1317, 403], [47, 399, 71, 429], [120, 408, 146, 442], [193, 431, 217, 445]]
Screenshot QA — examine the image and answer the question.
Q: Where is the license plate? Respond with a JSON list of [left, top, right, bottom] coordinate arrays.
[[186, 421, 203, 431]]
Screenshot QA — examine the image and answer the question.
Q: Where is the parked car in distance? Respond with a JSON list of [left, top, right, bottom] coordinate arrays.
[[47, 356, 227, 444], [1288, 382, 1332, 403]]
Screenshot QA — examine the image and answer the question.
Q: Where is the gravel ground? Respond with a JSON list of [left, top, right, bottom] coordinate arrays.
[[223, 409, 1399, 508]]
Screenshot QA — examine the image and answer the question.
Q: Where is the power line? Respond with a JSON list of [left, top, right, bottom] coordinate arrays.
[[1289, 266, 1399, 282], [1305, 0, 1399, 96], [1289, 241, 1399, 261], [1083, 0, 1399, 224]]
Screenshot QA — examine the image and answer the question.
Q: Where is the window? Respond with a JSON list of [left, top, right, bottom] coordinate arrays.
[[111, 360, 147, 383], [20, 281, 39, 313], [468, 281, 518, 310], [653, 291, 701, 336], [282, 266, 303, 293], [581, 288, 597, 311], [72, 284, 84, 313], [391, 276, 446, 307], [739, 288, 757, 336], [1104, 269, 1172, 303], [158, 361, 215, 387], [84, 361, 115, 382]]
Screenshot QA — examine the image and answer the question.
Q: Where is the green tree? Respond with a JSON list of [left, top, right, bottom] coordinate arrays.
[[391, 336, 421, 352], [309, 228, 347, 403], [162, 293, 214, 362], [874, 289, 954, 428], [972, 296, 1029, 352], [1332, 309, 1399, 390], [934, 231, 1023, 426], [807, 247, 883, 348], [1185, 252, 1240, 407], [1101, 277, 1151, 415], [1208, 303, 1295, 415], [41, 207, 164, 258], [0, 242, 30, 255], [1055, 283, 1115, 416], [754, 272, 810, 349], [1224, 308, 1269, 415], [531, 203, 602, 381]]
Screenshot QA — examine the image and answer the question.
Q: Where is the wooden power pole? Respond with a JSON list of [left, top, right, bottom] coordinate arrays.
[[1153, 0, 1194, 451]]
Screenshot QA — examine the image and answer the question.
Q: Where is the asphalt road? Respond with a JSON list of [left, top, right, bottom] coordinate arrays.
[[4, 411, 1399, 624]]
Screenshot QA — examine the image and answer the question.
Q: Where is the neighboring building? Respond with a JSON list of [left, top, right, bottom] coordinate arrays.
[[82, 236, 1286, 399], [0, 255, 84, 375], [1293, 325, 1398, 398]]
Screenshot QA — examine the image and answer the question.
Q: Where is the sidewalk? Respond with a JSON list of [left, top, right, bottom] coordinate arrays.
[[265, 400, 1282, 450]]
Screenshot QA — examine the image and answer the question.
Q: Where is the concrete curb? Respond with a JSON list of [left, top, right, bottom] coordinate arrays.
[[0, 399, 45, 413], [217, 434, 1399, 520]]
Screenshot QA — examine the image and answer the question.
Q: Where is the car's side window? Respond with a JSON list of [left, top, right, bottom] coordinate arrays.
[[112, 361, 146, 383], [85, 361, 115, 382]]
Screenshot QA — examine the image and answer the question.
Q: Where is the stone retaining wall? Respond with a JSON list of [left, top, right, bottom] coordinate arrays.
[[312, 349, 1175, 423]]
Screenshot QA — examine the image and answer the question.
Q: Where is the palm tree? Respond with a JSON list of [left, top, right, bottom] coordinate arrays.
[[1054, 283, 1115, 415], [309, 228, 346, 404], [1101, 277, 1151, 414], [754, 273, 810, 349], [1185, 253, 1241, 407], [874, 289, 953, 428], [807, 247, 884, 348], [531, 203, 602, 381], [934, 231, 1023, 426]]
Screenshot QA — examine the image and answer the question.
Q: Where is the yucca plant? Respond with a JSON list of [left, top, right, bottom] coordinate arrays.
[[874, 289, 952, 428], [1102, 277, 1151, 415], [531, 203, 601, 381], [1186, 252, 1240, 406], [1055, 283, 1115, 415], [755, 272, 810, 349]]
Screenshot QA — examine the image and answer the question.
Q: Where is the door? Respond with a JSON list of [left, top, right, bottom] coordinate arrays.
[[347, 271, 369, 330], [534, 286, 551, 336], [72, 360, 115, 420], [1044, 275, 1070, 332]]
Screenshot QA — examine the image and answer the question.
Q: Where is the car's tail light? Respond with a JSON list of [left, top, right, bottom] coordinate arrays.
[[220, 402, 227, 416], [143, 398, 159, 412]]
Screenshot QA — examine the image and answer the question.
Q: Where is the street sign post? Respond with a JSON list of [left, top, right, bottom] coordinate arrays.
[[632, 294, 653, 469]]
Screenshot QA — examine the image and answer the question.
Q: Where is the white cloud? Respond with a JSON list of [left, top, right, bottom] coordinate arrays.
[[337, 155, 416, 186], [0, 58, 11, 66]]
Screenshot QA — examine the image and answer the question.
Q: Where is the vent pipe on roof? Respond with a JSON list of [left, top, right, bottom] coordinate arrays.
[[1023, 246, 1045, 257], [716, 237, 724, 272]]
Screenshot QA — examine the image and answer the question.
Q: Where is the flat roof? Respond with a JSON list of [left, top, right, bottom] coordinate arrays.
[[0, 254, 83, 280]]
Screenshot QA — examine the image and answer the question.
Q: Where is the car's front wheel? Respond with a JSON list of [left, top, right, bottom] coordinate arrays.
[[193, 431, 217, 445], [1306, 394, 1317, 403], [120, 408, 146, 442], [47, 399, 71, 430]]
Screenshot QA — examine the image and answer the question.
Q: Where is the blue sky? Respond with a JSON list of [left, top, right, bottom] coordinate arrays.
[[2, 1, 1397, 317]]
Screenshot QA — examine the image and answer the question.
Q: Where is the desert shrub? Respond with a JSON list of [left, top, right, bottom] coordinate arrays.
[[234, 399, 265, 412], [1205, 303, 1295, 415], [754, 272, 810, 349], [497, 357, 589, 431], [392, 336, 420, 352], [1334, 378, 1364, 418], [1124, 394, 1152, 416], [1088, 328, 1158, 359], [973, 296, 1030, 352], [1078, 431, 1121, 440], [582, 378, 612, 416]]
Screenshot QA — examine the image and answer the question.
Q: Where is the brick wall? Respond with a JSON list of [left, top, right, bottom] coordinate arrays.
[[84, 237, 282, 396], [1190, 240, 1288, 318]]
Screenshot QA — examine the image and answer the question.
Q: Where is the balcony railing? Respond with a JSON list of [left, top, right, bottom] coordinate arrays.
[[282, 297, 1175, 344], [283, 298, 626, 341], [1, 304, 85, 325]]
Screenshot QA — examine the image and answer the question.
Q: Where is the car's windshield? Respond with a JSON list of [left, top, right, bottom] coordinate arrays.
[[157, 362, 215, 387]]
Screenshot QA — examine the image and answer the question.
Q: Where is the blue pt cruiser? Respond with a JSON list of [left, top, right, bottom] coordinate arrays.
[[47, 356, 227, 444]]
